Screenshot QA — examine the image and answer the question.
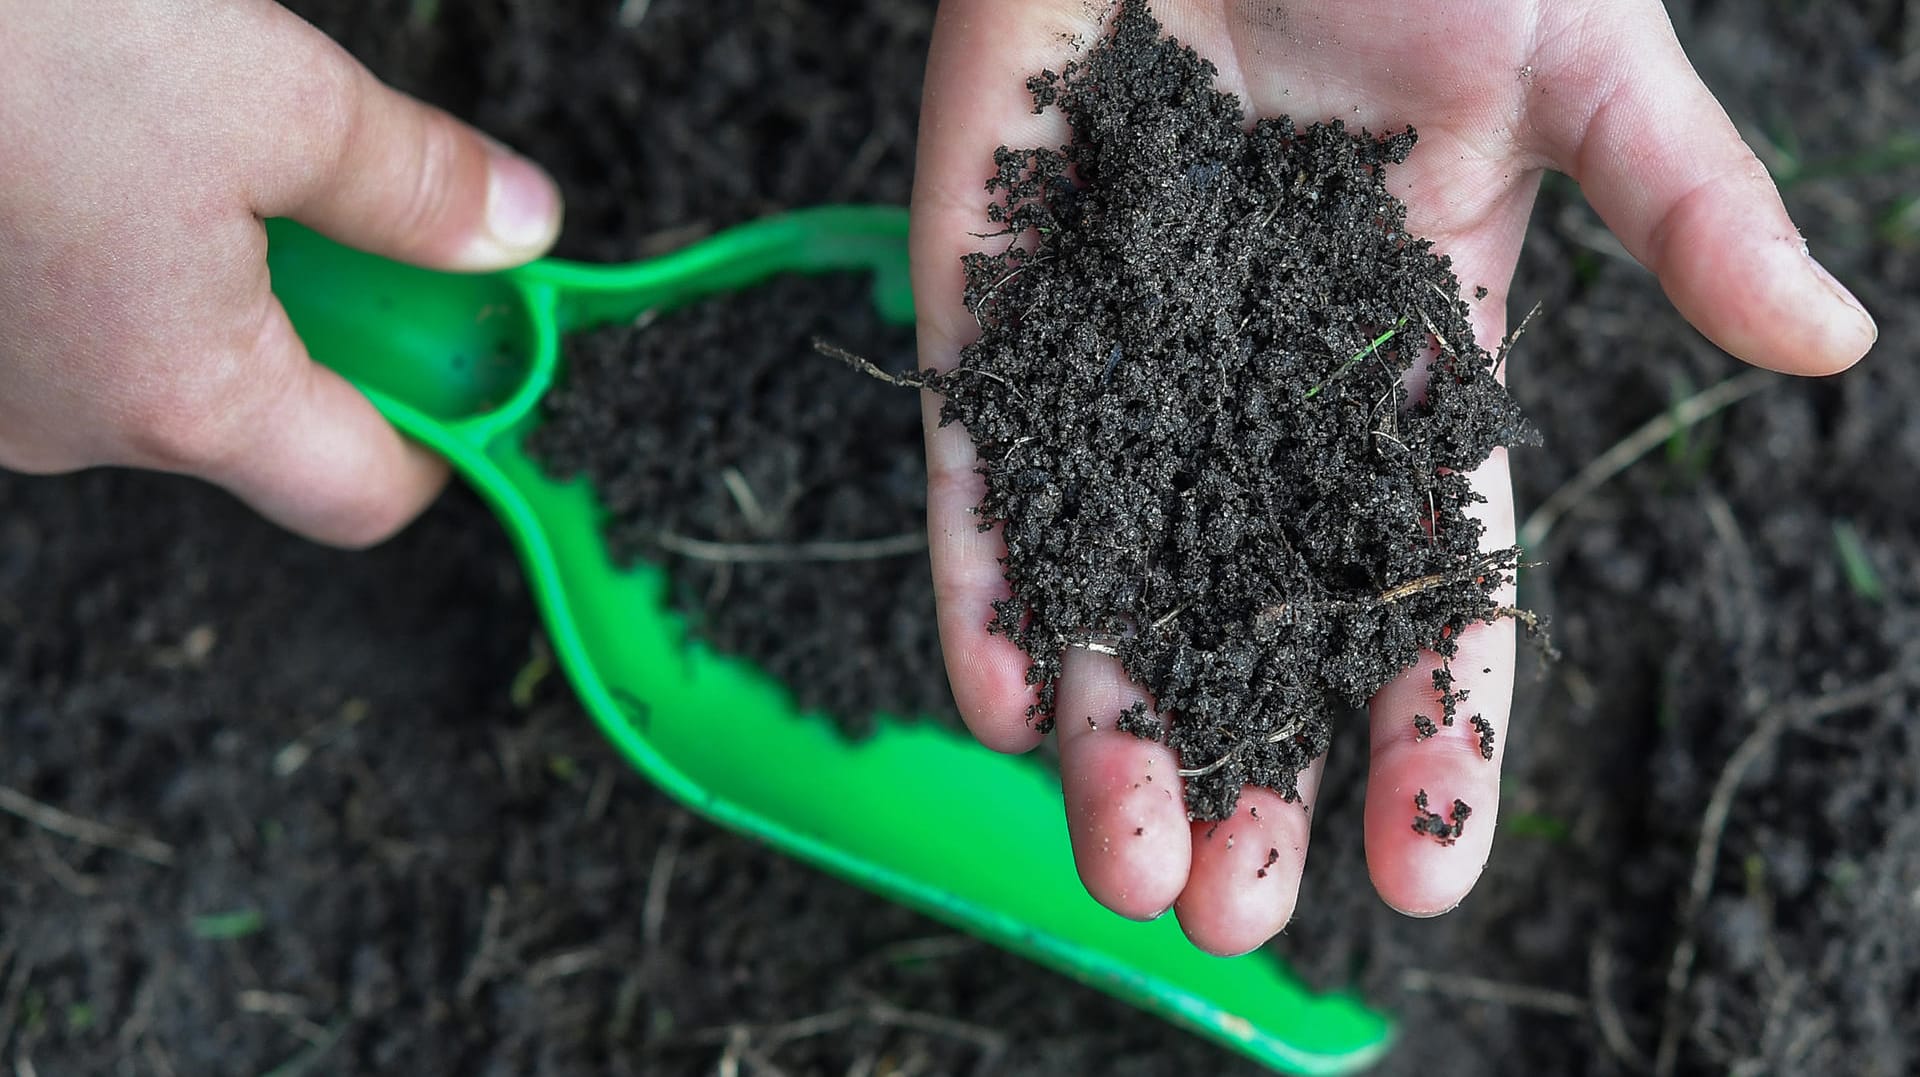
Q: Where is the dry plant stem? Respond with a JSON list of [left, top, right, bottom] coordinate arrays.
[[720, 467, 775, 535], [690, 997, 1006, 1058], [1492, 301, 1543, 376], [0, 783, 176, 866], [810, 339, 925, 389], [457, 886, 510, 1004], [1176, 717, 1305, 778], [1070, 552, 1516, 656], [1653, 662, 1920, 1077], [642, 813, 687, 956], [1520, 368, 1776, 548], [653, 530, 927, 564], [1399, 968, 1587, 1018], [1590, 939, 1653, 1072]]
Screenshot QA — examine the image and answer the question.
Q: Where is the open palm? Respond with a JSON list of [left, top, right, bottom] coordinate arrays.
[[912, 0, 1873, 955]]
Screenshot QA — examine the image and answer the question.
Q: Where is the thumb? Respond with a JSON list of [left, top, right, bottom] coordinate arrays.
[[1532, 3, 1875, 376], [254, 12, 563, 271], [147, 292, 451, 550]]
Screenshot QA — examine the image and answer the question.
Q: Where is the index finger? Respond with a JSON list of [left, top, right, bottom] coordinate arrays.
[[912, 0, 1097, 751]]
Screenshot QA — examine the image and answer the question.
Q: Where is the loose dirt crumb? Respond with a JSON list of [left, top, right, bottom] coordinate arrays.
[[1412, 790, 1473, 846], [1469, 714, 1496, 760]]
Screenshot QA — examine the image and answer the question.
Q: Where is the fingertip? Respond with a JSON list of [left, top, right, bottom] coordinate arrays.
[[1796, 249, 1876, 371], [453, 141, 565, 271], [1174, 779, 1316, 956], [1057, 648, 1191, 920], [1063, 743, 1191, 920], [951, 636, 1048, 754], [1366, 619, 1511, 918], [1657, 190, 1877, 377], [1363, 766, 1497, 917]]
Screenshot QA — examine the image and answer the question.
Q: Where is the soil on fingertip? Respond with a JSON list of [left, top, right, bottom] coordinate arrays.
[[525, 272, 956, 735], [932, 0, 1533, 820]]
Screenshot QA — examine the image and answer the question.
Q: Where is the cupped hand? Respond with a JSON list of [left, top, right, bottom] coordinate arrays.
[[913, 0, 1875, 955], [0, 0, 562, 547]]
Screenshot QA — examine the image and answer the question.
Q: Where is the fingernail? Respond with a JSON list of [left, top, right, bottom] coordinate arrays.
[[479, 145, 562, 261], [1806, 250, 1877, 348]]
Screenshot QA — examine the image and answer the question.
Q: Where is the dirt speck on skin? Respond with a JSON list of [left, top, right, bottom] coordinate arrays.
[[1411, 789, 1471, 846], [932, 0, 1532, 820], [526, 272, 955, 735]]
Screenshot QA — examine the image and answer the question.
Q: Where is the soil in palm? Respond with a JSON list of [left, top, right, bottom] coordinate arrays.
[[932, 0, 1533, 819]]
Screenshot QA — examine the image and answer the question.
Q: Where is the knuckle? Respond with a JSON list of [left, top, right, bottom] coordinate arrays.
[[391, 114, 466, 236], [302, 50, 366, 185], [120, 351, 278, 474]]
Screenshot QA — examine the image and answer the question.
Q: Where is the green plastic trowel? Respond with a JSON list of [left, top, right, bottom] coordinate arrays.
[[266, 206, 1391, 1075]]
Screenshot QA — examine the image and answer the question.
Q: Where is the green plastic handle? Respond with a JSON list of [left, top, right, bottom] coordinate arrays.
[[266, 207, 1392, 1075]]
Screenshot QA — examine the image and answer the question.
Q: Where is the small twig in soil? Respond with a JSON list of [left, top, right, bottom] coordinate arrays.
[[1589, 939, 1653, 1072], [1149, 603, 1187, 631], [720, 467, 776, 536], [1399, 968, 1586, 1018], [1375, 551, 1509, 605], [691, 996, 1006, 1061], [457, 887, 510, 1004], [0, 783, 176, 866], [237, 991, 333, 1047], [810, 339, 926, 389], [1304, 316, 1409, 399], [30, 830, 102, 897], [643, 813, 687, 956], [1491, 605, 1540, 633], [1176, 717, 1305, 778], [1492, 301, 1543, 376], [1415, 306, 1456, 358], [717, 1027, 789, 1077], [1066, 637, 1122, 657], [1519, 368, 1775, 549], [525, 947, 610, 986], [274, 698, 372, 775], [653, 530, 928, 564], [1652, 662, 1920, 1077]]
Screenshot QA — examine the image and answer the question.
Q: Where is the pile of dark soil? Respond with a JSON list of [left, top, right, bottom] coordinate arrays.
[[932, 1, 1530, 819], [3, 0, 1915, 1074], [526, 271, 953, 734]]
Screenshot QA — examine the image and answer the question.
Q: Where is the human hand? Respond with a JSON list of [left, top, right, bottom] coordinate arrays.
[[913, 0, 1875, 955], [0, 0, 562, 546]]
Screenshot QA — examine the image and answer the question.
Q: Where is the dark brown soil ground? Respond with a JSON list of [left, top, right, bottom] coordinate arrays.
[[3, 1, 1915, 1074], [526, 271, 954, 736], [932, 0, 1529, 821]]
